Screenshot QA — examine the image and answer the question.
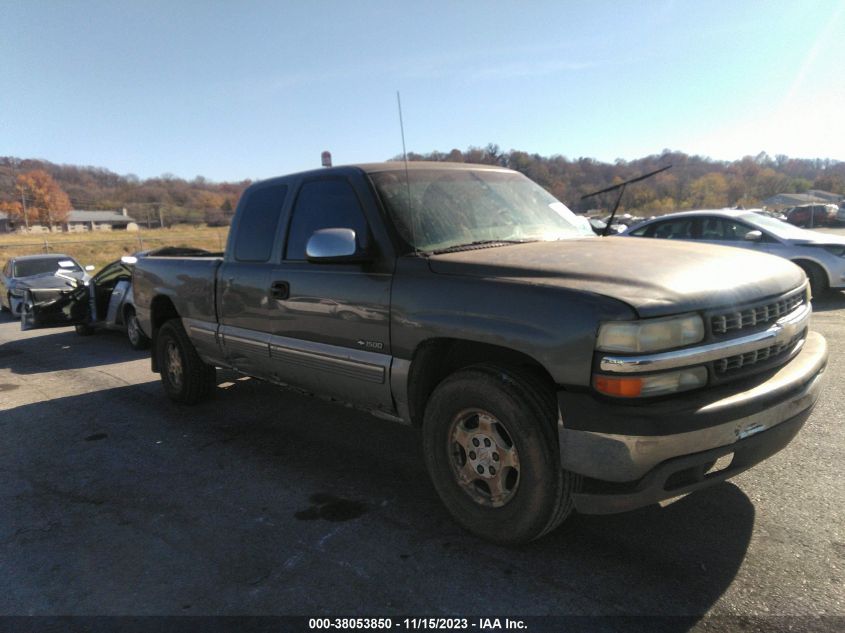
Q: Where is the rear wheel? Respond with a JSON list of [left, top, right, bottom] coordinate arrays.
[[125, 306, 150, 350], [156, 319, 216, 404], [422, 364, 580, 544]]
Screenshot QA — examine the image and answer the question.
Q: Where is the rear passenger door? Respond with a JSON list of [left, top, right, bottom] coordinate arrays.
[[265, 175, 394, 409], [638, 217, 698, 241], [214, 183, 289, 377]]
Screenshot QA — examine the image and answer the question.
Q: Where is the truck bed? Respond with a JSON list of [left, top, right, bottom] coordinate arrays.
[[132, 255, 223, 333]]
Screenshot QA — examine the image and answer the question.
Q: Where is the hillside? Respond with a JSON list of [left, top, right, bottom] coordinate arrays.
[[2, 149, 844, 224]]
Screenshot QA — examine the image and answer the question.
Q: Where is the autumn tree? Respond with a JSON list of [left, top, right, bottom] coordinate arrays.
[[16, 170, 72, 229]]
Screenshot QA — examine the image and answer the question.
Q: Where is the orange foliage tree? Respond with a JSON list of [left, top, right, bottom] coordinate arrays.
[[16, 170, 72, 229]]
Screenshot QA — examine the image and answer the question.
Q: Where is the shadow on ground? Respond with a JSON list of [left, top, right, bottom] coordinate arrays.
[[1, 375, 754, 625], [0, 326, 143, 374], [812, 289, 845, 313]]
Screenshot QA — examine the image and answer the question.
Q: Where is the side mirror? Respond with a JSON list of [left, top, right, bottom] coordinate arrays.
[[744, 230, 763, 242], [306, 228, 372, 263]]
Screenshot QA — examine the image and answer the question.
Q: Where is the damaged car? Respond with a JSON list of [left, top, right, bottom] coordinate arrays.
[[19, 246, 213, 350], [1, 254, 94, 318]]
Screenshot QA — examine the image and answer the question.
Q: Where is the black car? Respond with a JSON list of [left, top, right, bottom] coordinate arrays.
[[21, 247, 213, 350]]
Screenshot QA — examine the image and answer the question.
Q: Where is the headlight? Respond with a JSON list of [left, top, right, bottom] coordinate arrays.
[[593, 366, 708, 398], [9, 288, 25, 297], [597, 314, 704, 353]]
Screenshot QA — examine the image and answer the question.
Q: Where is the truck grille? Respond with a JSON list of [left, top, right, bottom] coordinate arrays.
[[710, 290, 805, 335], [713, 331, 805, 375]]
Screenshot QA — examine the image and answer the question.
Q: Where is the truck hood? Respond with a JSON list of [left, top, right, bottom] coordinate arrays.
[[427, 238, 805, 317]]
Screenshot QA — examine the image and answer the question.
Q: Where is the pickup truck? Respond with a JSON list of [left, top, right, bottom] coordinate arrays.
[[125, 162, 826, 543]]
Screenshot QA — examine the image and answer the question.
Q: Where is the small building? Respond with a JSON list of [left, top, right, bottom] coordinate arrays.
[[806, 190, 843, 204], [0, 211, 12, 233], [762, 193, 831, 209], [63, 209, 137, 232]]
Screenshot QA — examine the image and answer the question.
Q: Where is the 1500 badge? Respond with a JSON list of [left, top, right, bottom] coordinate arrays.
[[357, 339, 384, 351]]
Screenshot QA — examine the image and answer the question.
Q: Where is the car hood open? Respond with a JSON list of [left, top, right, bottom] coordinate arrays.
[[427, 238, 805, 318]]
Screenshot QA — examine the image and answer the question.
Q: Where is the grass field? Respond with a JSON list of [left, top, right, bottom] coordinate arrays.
[[0, 225, 229, 271]]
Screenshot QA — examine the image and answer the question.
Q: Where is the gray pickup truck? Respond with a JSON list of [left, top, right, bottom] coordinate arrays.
[[127, 162, 827, 543]]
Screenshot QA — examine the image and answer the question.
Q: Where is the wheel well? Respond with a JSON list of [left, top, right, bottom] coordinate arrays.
[[151, 295, 179, 334], [792, 259, 829, 285], [406, 338, 556, 427]]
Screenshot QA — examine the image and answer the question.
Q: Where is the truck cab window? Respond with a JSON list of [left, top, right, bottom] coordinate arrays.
[[285, 180, 369, 261], [234, 185, 288, 262]]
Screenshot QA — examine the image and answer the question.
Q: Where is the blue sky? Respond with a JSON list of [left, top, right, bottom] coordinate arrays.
[[2, 0, 844, 182]]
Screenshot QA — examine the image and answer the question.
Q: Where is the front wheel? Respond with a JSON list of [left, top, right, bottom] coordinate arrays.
[[422, 364, 580, 544], [156, 319, 216, 404], [796, 261, 829, 298]]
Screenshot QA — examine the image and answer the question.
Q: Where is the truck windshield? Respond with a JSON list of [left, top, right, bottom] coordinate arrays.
[[370, 168, 589, 253]]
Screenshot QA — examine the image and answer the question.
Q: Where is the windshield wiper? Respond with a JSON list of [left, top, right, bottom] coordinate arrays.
[[432, 239, 536, 254]]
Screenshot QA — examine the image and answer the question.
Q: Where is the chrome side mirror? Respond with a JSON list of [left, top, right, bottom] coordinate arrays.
[[744, 230, 763, 242], [306, 228, 372, 263]]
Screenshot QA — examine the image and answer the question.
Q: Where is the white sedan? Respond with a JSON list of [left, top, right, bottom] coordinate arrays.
[[623, 209, 845, 296]]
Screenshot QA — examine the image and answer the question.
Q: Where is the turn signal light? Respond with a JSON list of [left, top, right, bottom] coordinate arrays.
[[593, 376, 643, 397], [593, 366, 708, 398]]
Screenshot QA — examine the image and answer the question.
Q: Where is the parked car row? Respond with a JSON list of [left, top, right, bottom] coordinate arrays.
[[784, 204, 841, 228]]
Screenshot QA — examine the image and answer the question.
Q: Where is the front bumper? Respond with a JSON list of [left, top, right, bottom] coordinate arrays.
[[557, 330, 827, 513]]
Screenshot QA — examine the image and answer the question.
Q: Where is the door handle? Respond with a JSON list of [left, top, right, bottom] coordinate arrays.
[[270, 280, 290, 300]]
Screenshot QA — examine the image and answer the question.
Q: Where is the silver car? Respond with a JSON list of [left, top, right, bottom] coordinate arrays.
[[623, 209, 845, 296]]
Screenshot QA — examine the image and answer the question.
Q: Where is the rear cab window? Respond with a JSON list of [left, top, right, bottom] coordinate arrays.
[[233, 185, 288, 262]]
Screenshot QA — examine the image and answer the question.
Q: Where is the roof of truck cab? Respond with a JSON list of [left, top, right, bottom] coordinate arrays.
[[354, 161, 511, 173], [263, 161, 511, 182]]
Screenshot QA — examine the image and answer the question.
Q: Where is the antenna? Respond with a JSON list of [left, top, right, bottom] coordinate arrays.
[[397, 91, 418, 253], [580, 165, 672, 236]]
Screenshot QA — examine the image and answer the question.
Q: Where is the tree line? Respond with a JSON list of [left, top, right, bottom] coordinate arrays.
[[0, 158, 250, 227], [399, 146, 845, 215], [2, 149, 843, 228]]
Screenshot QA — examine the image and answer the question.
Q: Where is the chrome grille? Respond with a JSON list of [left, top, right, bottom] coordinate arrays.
[[710, 291, 805, 335], [714, 332, 804, 374]]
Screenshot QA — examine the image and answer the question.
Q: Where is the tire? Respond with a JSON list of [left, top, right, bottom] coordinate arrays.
[[796, 261, 828, 298], [155, 319, 216, 404], [125, 306, 151, 350], [74, 324, 95, 336], [422, 363, 580, 544]]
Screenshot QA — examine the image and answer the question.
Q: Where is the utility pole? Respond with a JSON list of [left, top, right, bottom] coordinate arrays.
[[19, 185, 30, 230]]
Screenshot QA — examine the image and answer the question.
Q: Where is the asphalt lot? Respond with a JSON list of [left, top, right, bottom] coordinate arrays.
[[1, 289, 843, 627]]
